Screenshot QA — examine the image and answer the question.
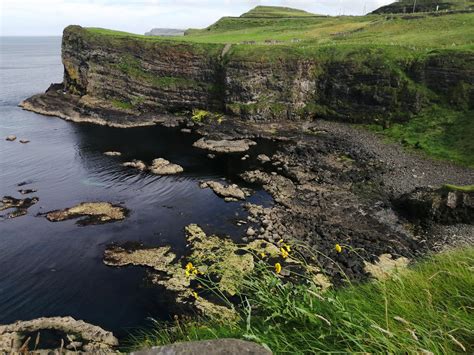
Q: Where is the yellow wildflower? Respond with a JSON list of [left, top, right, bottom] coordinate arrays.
[[192, 268, 199, 275], [192, 292, 199, 300], [275, 263, 282, 274], [335, 244, 342, 253], [281, 247, 289, 259], [278, 239, 284, 244], [185, 262, 194, 271], [185, 270, 190, 277], [260, 252, 266, 258], [283, 244, 291, 252]]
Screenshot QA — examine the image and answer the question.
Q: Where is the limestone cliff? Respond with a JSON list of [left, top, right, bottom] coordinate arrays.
[[23, 25, 473, 125]]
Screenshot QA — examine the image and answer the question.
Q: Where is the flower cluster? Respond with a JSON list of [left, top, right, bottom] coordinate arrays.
[[185, 262, 199, 277]]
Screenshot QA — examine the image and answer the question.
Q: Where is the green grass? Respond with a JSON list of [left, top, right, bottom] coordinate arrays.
[[443, 184, 474, 192], [128, 248, 474, 354], [368, 106, 474, 167]]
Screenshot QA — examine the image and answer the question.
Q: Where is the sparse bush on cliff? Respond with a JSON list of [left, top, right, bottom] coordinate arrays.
[[128, 248, 474, 354]]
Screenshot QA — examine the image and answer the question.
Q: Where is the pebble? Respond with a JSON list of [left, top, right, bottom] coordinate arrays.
[[6, 135, 16, 141], [246, 227, 256, 236], [19, 139, 30, 144]]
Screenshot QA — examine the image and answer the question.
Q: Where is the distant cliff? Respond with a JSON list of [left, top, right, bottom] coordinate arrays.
[[144, 28, 185, 36]]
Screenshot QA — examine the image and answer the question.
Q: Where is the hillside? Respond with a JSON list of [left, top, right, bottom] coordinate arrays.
[[372, 0, 474, 14], [240, 5, 317, 17]]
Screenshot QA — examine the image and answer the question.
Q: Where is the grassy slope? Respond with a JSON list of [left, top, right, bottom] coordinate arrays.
[[84, 8, 474, 166], [129, 248, 474, 353]]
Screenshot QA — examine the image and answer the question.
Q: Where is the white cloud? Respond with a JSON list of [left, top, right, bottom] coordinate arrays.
[[0, 0, 394, 36]]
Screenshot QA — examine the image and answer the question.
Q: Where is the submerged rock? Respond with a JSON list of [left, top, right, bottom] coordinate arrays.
[[0, 316, 118, 353], [149, 158, 183, 175], [257, 154, 271, 163], [46, 202, 128, 226], [199, 181, 248, 201], [104, 244, 176, 271], [123, 159, 147, 171], [0, 196, 38, 219], [104, 151, 122, 156], [193, 138, 256, 153], [19, 139, 30, 144], [18, 189, 37, 195], [5, 135, 16, 141]]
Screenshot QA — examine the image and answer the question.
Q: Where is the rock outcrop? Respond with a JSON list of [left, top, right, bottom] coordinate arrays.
[[0, 316, 118, 353], [46, 202, 128, 225]]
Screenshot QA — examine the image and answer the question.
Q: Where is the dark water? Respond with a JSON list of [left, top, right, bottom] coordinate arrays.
[[0, 37, 273, 337]]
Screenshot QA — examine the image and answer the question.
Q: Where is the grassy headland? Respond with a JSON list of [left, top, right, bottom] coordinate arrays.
[[129, 248, 474, 353], [81, 3, 473, 166]]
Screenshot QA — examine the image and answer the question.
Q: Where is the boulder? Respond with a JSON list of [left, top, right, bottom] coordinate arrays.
[[5, 135, 16, 141], [132, 339, 271, 355], [123, 159, 147, 171]]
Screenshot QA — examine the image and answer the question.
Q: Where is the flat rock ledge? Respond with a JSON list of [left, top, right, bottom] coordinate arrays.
[[0, 316, 118, 353], [150, 158, 184, 175], [193, 138, 256, 153], [123, 158, 184, 175], [200, 181, 249, 201], [46, 202, 128, 226], [132, 339, 271, 355]]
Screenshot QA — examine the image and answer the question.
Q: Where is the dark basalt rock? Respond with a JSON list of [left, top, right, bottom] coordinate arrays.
[[395, 186, 474, 224]]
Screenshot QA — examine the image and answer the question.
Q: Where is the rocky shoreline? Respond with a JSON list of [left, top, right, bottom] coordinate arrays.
[[8, 83, 473, 352]]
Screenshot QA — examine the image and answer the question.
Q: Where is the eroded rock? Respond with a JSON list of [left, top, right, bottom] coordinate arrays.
[[46, 202, 128, 225], [123, 159, 147, 171], [5, 135, 16, 141], [0, 196, 38, 219], [200, 181, 248, 201], [104, 151, 122, 156], [19, 139, 30, 144], [0, 316, 118, 353], [193, 138, 256, 153], [149, 158, 183, 175]]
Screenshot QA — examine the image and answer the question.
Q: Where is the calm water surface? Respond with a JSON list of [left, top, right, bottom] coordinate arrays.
[[0, 37, 273, 337]]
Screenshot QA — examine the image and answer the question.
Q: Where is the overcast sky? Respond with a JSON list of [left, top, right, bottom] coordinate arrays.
[[1, 0, 393, 36]]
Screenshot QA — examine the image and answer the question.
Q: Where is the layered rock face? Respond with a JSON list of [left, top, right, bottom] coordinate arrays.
[[62, 26, 225, 113], [36, 25, 472, 124]]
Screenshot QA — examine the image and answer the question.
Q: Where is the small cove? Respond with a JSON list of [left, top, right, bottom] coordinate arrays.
[[0, 37, 275, 338]]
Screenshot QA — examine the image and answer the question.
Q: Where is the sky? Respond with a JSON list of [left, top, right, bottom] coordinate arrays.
[[1, 0, 394, 36]]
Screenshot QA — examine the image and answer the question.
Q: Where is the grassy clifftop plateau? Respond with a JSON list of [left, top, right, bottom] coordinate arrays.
[[72, 6, 473, 166], [373, 0, 474, 14]]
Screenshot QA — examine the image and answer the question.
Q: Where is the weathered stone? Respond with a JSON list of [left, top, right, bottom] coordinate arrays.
[[46, 202, 127, 225], [257, 154, 271, 163], [0, 196, 38, 219], [364, 254, 409, 280], [200, 181, 247, 200], [104, 151, 122, 156], [132, 339, 272, 355], [193, 138, 256, 153], [0, 316, 118, 353], [19, 139, 30, 144], [149, 158, 184, 175], [5, 135, 16, 141], [123, 159, 147, 171], [104, 244, 176, 271]]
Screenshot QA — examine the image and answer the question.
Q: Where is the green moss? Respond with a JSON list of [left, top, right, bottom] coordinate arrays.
[[111, 99, 133, 110]]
